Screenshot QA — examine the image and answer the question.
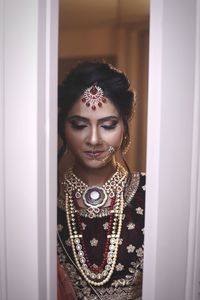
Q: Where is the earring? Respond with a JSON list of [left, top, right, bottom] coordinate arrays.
[[122, 137, 131, 155]]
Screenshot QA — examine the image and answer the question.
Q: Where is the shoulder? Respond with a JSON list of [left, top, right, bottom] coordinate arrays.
[[137, 172, 146, 192], [125, 172, 146, 207], [124, 172, 145, 228], [134, 172, 146, 210], [57, 170, 69, 210]]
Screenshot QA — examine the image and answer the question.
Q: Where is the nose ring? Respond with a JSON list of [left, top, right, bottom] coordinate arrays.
[[108, 146, 115, 154]]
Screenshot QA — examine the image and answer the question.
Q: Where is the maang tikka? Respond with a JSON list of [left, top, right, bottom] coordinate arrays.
[[81, 83, 106, 110]]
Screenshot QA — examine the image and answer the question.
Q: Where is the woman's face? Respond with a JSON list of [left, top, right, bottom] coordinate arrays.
[[64, 96, 124, 169]]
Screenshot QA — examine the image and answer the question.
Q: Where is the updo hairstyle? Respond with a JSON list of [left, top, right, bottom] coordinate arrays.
[[58, 61, 135, 178], [59, 61, 134, 148]]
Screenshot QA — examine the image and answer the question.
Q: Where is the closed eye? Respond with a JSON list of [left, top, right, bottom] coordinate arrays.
[[101, 124, 117, 130], [72, 125, 86, 130], [70, 122, 87, 130], [101, 121, 118, 130]]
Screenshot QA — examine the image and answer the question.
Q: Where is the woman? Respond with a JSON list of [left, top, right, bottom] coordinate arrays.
[[57, 61, 145, 300]]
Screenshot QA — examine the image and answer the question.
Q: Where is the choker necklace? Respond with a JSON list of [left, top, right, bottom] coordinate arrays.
[[63, 163, 128, 286], [65, 163, 126, 210]]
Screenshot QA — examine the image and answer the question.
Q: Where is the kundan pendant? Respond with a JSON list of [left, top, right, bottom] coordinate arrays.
[[82, 186, 107, 208]]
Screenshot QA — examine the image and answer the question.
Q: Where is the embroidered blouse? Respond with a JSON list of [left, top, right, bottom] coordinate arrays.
[[57, 172, 145, 300]]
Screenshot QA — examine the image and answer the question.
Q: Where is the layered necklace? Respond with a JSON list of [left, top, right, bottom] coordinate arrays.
[[64, 163, 128, 286]]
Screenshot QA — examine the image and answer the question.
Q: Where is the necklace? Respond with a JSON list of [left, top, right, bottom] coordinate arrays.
[[83, 185, 108, 208], [64, 163, 128, 286], [75, 196, 116, 274], [65, 163, 126, 217]]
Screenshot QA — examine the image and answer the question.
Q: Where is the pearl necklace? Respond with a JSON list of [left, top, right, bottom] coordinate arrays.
[[64, 164, 127, 286]]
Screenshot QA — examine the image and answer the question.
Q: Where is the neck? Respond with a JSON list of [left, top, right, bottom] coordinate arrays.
[[73, 159, 117, 186]]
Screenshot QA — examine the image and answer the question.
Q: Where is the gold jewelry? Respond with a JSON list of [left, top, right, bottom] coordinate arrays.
[[108, 146, 115, 154], [64, 163, 126, 216], [93, 145, 116, 165], [63, 163, 128, 286], [65, 163, 125, 195], [82, 186, 108, 208], [122, 140, 131, 155]]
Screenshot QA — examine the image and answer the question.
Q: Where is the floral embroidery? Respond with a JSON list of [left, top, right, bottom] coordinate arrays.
[[129, 261, 139, 274], [136, 247, 143, 258], [57, 169, 144, 299], [136, 207, 143, 215], [127, 222, 135, 230], [90, 238, 98, 247], [118, 238, 123, 245], [103, 222, 109, 230], [57, 224, 63, 231], [65, 238, 71, 247], [81, 222, 87, 230], [111, 272, 142, 289], [58, 241, 143, 300], [115, 263, 124, 271], [142, 184, 146, 191], [124, 172, 140, 206], [127, 244, 135, 253]]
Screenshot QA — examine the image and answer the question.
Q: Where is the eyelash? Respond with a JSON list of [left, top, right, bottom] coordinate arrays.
[[70, 122, 118, 130], [71, 124, 86, 129], [102, 124, 117, 130]]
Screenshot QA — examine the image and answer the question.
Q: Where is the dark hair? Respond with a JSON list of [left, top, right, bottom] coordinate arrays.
[[58, 61, 135, 178]]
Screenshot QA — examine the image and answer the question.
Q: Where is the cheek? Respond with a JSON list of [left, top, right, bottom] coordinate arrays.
[[64, 127, 84, 149], [103, 127, 124, 147]]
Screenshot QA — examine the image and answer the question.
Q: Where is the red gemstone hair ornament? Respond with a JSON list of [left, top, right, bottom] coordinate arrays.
[[81, 83, 106, 110]]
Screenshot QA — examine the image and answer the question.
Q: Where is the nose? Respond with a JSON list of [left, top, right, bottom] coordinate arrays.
[[86, 126, 101, 146]]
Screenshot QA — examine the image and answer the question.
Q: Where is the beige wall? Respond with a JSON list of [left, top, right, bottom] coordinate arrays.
[[59, 24, 149, 172], [59, 28, 116, 58]]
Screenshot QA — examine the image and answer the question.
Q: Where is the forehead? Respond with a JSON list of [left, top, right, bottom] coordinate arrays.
[[67, 97, 120, 120]]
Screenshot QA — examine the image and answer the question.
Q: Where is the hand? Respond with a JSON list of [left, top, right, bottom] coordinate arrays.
[[57, 261, 77, 300]]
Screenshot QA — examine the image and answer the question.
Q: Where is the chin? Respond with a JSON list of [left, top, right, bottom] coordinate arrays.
[[77, 158, 108, 169], [85, 160, 106, 169]]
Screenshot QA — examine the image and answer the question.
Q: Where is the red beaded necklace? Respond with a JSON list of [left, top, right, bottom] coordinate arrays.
[[74, 195, 116, 273]]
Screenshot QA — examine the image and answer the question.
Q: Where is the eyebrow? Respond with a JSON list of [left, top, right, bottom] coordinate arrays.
[[67, 115, 119, 123]]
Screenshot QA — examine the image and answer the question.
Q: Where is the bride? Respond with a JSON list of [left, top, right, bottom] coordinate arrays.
[[57, 61, 145, 300]]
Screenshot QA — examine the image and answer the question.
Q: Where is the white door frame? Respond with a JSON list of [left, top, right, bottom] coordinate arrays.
[[0, 0, 58, 299], [0, 0, 200, 299], [143, 0, 200, 299]]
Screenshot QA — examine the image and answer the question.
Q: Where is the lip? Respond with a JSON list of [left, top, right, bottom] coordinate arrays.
[[83, 151, 105, 158]]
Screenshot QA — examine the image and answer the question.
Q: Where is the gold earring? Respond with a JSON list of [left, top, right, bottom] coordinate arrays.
[[122, 138, 131, 155]]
